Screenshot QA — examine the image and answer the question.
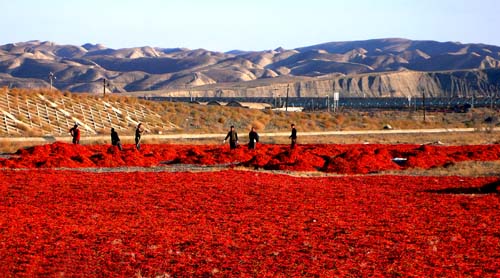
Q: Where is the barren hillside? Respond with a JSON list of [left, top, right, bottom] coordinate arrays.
[[1, 39, 500, 97]]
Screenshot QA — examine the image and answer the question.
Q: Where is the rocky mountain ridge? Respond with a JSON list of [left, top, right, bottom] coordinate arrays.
[[0, 38, 499, 97]]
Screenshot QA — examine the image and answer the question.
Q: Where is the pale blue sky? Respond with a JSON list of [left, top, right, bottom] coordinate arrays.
[[1, 0, 499, 51]]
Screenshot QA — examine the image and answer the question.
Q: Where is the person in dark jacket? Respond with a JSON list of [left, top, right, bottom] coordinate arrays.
[[111, 128, 122, 151], [248, 127, 259, 150], [223, 125, 238, 150], [135, 123, 144, 150], [289, 123, 297, 149], [69, 123, 80, 144]]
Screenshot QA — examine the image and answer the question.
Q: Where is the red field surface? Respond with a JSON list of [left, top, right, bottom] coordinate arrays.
[[0, 170, 499, 277], [1, 142, 500, 173], [1, 143, 499, 276]]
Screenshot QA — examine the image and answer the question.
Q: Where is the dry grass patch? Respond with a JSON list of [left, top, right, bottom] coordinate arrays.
[[0, 140, 47, 153], [381, 160, 500, 177], [293, 131, 500, 145]]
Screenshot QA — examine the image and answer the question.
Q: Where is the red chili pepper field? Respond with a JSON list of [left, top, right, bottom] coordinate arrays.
[[1, 142, 499, 277]]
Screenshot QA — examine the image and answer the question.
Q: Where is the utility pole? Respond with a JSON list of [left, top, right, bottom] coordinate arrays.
[[103, 79, 109, 97], [285, 84, 290, 112], [471, 91, 474, 109], [333, 92, 339, 113], [422, 91, 426, 122], [48, 72, 56, 91], [490, 84, 496, 110], [407, 95, 412, 109], [273, 88, 280, 108], [327, 94, 330, 112], [491, 88, 494, 110]]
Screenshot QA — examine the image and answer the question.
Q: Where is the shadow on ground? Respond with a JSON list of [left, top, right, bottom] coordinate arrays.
[[425, 179, 500, 194]]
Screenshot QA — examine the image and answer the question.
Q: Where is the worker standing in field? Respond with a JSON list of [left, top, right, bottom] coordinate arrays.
[[110, 128, 122, 151], [289, 123, 297, 149], [69, 123, 80, 144], [223, 125, 239, 150], [135, 123, 144, 150], [248, 127, 259, 150]]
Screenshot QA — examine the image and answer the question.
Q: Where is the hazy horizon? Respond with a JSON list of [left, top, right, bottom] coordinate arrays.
[[2, 0, 500, 52]]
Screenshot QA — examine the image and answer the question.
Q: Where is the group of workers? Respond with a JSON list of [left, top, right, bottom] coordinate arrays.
[[69, 123, 297, 150], [69, 122, 144, 151], [223, 124, 297, 150]]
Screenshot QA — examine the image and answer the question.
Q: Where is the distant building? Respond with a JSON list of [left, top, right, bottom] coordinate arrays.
[[207, 100, 227, 106], [272, 107, 304, 112], [226, 101, 273, 110]]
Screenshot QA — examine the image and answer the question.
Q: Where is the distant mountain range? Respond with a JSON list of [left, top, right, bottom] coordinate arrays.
[[1, 38, 500, 97]]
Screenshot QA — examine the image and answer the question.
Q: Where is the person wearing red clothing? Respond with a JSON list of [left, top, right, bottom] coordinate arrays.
[[69, 123, 81, 144]]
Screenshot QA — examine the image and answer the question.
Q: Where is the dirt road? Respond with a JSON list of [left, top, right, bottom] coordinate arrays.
[[1, 127, 497, 144]]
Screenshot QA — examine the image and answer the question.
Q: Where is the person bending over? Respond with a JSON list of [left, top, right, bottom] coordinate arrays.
[[248, 127, 259, 150], [111, 128, 122, 151]]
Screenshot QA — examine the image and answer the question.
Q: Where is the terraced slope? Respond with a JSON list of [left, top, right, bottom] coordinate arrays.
[[0, 88, 178, 136]]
